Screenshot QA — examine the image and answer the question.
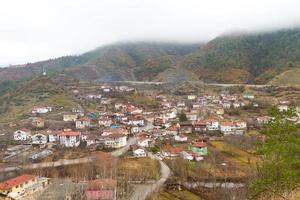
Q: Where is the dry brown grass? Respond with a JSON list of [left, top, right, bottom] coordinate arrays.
[[118, 157, 160, 181]]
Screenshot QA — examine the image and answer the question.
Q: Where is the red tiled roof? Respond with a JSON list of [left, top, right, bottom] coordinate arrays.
[[104, 133, 126, 139], [0, 174, 36, 190], [137, 132, 149, 138], [60, 131, 81, 136], [179, 121, 193, 126], [192, 142, 206, 148], [167, 126, 177, 131], [221, 121, 236, 126], [194, 120, 207, 126], [103, 128, 128, 135], [162, 145, 185, 154]]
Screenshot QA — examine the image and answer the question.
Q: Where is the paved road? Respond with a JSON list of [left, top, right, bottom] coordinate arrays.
[[130, 153, 171, 200], [0, 137, 136, 173], [205, 83, 270, 88], [98, 80, 167, 85], [100, 80, 271, 88], [111, 137, 136, 157]]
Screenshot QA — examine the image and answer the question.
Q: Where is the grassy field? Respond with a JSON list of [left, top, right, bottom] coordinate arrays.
[[149, 189, 203, 200], [165, 140, 259, 180], [210, 141, 258, 166], [209, 141, 259, 177], [114, 93, 160, 110], [44, 94, 78, 108], [0, 94, 79, 123], [118, 157, 160, 181], [269, 68, 300, 85]]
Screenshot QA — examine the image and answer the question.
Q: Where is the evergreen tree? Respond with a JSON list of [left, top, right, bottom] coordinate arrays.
[[179, 112, 188, 122], [250, 106, 300, 199]]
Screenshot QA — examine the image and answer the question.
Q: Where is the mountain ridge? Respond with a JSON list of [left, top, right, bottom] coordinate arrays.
[[1, 28, 300, 92]]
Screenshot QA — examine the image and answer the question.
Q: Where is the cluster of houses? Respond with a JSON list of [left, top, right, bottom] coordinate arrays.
[[13, 127, 128, 149], [12, 89, 259, 162], [161, 140, 208, 161]]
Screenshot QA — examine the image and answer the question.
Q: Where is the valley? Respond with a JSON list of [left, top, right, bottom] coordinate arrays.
[[0, 73, 299, 199]]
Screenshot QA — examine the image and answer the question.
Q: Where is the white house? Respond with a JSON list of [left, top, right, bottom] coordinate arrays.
[[59, 131, 81, 147], [222, 102, 231, 109], [220, 121, 246, 135], [165, 126, 178, 136], [75, 118, 91, 129], [243, 94, 255, 99], [32, 106, 52, 114], [104, 134, 127, 148], [98, 118, 113, 127], [256, 116, 274, 125], [137, 138, 152, 147], [192, 103, 201, 109], [180, 151, 194, 161], [187, 95, 197, 100], [130, 126, 140, 134], [103, 88, 111, 93], [205, 119, 220, 131], [220, 122, 236, 134], [48, 133, 58, 143], [177, 102, 185, 107], [129, 108, 143, 115], [165, 110, 177, 120], [133, 148, 147, 157], [278, 104, 288, 112], [174, 134, 188, 142], [233, 102, 241, 109], [128, 117, 144, 126], [14, 129, 31, 141], [31, 133, 48, 145]]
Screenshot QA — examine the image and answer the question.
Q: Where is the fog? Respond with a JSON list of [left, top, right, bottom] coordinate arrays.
[[1, 0, 300, 66]]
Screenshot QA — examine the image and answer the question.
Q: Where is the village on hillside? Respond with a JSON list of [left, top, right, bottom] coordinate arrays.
[[0, 78, 300, 200]]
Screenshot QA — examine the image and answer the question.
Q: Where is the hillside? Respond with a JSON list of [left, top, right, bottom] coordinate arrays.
[[0, 75, 79, 123], [64, 42, 199, 81], [65, 30, 300, 83], [1, 28, 300, 88], [269, 68, 300, 85], [184, 28, 300, 83], [0, 42, 199, 93]]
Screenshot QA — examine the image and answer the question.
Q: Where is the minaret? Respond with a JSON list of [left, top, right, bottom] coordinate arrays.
[[42, 67, 47, 76]]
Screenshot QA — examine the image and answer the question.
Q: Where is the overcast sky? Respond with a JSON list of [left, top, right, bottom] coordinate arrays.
[[1, 0, 300, 66]]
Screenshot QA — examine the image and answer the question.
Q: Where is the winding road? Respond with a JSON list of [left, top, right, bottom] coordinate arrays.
[[130, 153, 171, 200]]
